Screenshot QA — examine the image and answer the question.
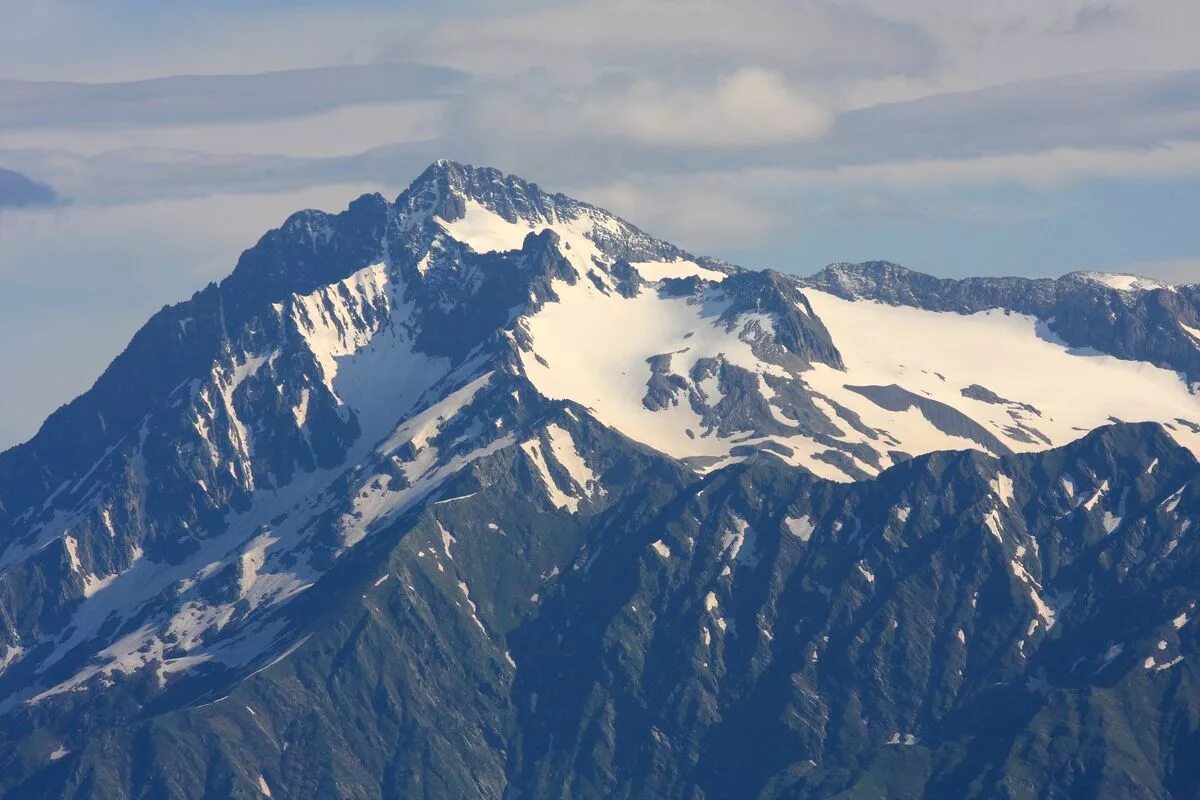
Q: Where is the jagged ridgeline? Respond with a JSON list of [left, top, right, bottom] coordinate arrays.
[[1, 161, 1199, 798]]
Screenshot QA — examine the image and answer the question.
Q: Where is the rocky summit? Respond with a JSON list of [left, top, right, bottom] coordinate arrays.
[[2, 161, 1200, 798]]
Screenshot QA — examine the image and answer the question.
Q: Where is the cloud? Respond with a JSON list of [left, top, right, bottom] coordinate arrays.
[[554, 140, 1200, 263], [0, 182, 388, 284], [822, 69, 1200, 166], [844, 1, 1200, 103], [416, 0, 937, 82], [5, 5, 1200, 210], [806, 142, 1200, 190], [0, 101, 446, 159], [0, 168, 59, 209], [0, 4, 449, 82], [412, 64, 1200, 201], [581, 172, 791, 252], [579, 69, 831, 148], [0, 142, 440, 205], [1067, 2, 1129, 33], [9, 71, 1200, 212], [0, 63, 464, 129], [441, 67, 830, 157]]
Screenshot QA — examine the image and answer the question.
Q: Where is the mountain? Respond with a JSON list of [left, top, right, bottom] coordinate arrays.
[[1, 161, 1199, 798], [0, 168, 59, 209]]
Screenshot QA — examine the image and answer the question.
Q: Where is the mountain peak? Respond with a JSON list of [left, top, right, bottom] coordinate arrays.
[[803, 259, 950, 304], [415, 158, 508, 187], [398, 159, 556, 227], [821, 259, 913, 277], [407, 158, 505, 200]]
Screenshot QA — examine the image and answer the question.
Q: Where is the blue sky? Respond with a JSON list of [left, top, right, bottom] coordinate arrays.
[[2, 0, 1200, 447]]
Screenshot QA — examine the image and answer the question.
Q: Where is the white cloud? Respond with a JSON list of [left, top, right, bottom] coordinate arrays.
[[581, 173, 789, 251], [450, 67, 830, 152], [580, 69, 831, 148], [565, 141, 1200, 257]]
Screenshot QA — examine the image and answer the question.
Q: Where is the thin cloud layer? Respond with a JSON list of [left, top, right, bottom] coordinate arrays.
[[4, 2, 1200, 203], [413, 0, 937, 81], [578, 69, 832, 148], [0, 62, 464, 129]]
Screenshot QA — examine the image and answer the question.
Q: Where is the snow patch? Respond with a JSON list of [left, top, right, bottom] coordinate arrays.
[[704, 591, 727, 631], [1080, 272, 1175, 293], [1083, 480, 1110, 512], [630, 259, 727, 282], [521, 439, 578, 513], [543, 422, 606, 505], [457, 579, 487, 634], [1163, 486, 1185, 514], [984, 509, 1004, 542], [721, 516, 760, 567], [785, 515, 815, 541], [438, 199, 539, 253], [992, 473, 1015, 508], [0, 645, 26, 675]]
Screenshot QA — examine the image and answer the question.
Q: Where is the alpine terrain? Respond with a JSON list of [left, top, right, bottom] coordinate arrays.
[[3, 161, 1200, 799]]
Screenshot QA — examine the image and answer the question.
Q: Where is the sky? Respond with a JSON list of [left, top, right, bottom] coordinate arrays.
[[2, 0, 1200, 448]]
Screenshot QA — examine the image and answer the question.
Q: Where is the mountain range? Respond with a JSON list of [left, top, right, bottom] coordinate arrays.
[[1, 161, 1199, 798]]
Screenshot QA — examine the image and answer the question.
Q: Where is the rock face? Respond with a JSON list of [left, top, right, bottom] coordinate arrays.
[[0, 162, 1199, 798]]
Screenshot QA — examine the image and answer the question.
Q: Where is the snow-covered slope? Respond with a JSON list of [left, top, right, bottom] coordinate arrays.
[[520, 272, 775, 464], [802, 290, 1200, 457], [512, 245, 1200, 480]]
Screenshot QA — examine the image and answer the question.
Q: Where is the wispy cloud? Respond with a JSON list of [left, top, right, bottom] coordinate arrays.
[[0, 62, 463, 129], [5, 2, 1200, 204], [413, 0, 937, 81]]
